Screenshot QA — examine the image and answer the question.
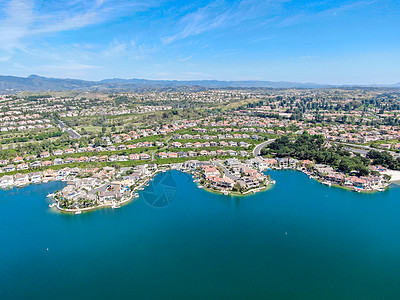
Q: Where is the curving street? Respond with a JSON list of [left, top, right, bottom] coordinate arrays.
[[253, 139, 276, 157]]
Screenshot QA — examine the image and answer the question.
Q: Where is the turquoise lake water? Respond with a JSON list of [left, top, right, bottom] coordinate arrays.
[[1, 170, 400, 299]]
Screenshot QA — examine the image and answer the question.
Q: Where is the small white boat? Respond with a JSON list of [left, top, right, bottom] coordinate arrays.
[[377, 188, 385, 192], [48, 203, 56, 208], [47, 193, 54, 198], [134, 193, 139, 198], [223, 191, 229, 195], [75, 209, 81, 215], [198, 185, 203, 188]]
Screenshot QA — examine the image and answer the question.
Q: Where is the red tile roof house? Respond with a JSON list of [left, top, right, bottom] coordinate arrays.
[[65, 148, 76, 154], [193, 142, 202, 148], [16, 163, 28, 171], [42, 160, 53, 166], [241, 168, 258, 177], [199, 150, 209, 156], [207, 176, 235, 189], [172, 142, 182, 148], [203, 167, 220, 178], [157, 152, 167, 159], [53, 149, 64, 156], [12, 157, 24, 163], [14, 173, 29, 186], [302, 160, 314, 168], [168, 152, 178, 158], [98, 155, 108, 162], [76, 156, 89, 163], [129, 153, 140, 160], [325, 173, 345, 184], [347, 176, 367, 188], [217, 149, 226, 156], [43, 169, 57, 180], [40, 152, 50, 158]]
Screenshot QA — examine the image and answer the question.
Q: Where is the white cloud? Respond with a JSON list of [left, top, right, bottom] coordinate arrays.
[[0, 0, 34, 50], [162, 0, 283, 44], [0, 0, 159, 52], [101, 40, 156, 60]]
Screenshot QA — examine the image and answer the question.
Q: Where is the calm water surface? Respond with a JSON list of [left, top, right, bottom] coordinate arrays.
[[1, 170, 400, 299]]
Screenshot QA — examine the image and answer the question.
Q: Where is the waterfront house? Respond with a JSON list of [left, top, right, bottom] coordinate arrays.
[[208, 176, 235, 189], [57, 168, 71, 179], [43, 169, 56, 181], [14, 173, 29, 186], [241, 177, 260, 188], [29, 172, 42, 183], [0, 175, 14, 187], [203, 167, 220, 178], [315, 164, 335, 176], [347, 176, 367, 188], [325, 173, 345, 184]]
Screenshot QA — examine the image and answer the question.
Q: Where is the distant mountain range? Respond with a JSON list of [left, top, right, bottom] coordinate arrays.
[[0, 74, 399, 92]]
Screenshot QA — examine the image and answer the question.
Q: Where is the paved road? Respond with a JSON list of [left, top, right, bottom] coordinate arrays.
[[253, 139, 276, 157], [334, 141, 400, 158], [216, 162, 240, 181], [151, 136, 172, 161], [57, 120, 81, 139], [344, 147, 369, 156]]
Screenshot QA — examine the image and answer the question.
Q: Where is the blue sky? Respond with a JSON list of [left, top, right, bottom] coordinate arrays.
[[0, 0, 399, 84]]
